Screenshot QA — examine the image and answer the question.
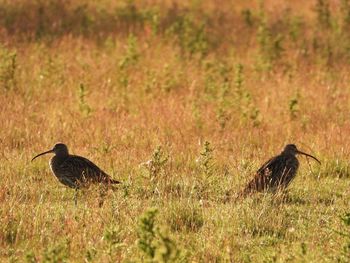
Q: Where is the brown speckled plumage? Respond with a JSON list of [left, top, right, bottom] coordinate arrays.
[[240, 144, 320, 196], [32, 143, 120, 189]]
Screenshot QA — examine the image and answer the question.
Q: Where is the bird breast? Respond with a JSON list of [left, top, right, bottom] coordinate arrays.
[[280, 155, 299, 184]]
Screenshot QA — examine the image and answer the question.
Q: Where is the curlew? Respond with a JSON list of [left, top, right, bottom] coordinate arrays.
[[240, 144, 320, 196], [32, 143, 120, 203]]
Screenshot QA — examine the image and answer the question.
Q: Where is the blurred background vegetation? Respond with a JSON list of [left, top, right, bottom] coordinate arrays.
[[0, 0, 349, 262]]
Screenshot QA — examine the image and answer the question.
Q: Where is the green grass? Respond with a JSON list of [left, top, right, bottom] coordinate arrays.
[[0, 0, 350, 262]]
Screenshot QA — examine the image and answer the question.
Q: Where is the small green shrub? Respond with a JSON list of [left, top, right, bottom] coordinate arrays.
[[136, 208, 183, 262], [25, 251, 37, 263], [141, 146, 169, 182], [196, 141, 214, 178], [242, 9, 254, 27], [335, 213, 350, 262], [0, 46, 17, 90], [77, 83, 92, 117], [103, 225, 124, 258], [166, 14, 208, 57], [119, 33, 140, 70], [340, 0, 350, 30], [315, 0, 331, 29], [256, 8, 284, 70], [84, 248, 97, 263], [289, 92, 300, 120], [43, 239, 71, 263], [216, 63, 232, 128], [342, 213, 350, 226], [233, 64, 261, 126], [191, 99, 203, 130], [4, 219, 18, 245]]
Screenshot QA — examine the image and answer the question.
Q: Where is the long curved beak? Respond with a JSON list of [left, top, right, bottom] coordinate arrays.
[[296, 150, 321, 164], [31, 149, 54, 162]]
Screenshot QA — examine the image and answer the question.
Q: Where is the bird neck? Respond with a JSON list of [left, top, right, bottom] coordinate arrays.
[[281, 150, 296, 157], [52, 154, 69, 165]]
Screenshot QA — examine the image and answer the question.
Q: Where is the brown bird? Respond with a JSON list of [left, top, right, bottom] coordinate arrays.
[[240, 144, 320, 196], [32, 143, 120, 190]]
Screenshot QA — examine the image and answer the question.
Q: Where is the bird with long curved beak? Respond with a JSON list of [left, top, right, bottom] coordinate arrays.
[[240, 144, 321, 196], [32, 143, 120, 204]]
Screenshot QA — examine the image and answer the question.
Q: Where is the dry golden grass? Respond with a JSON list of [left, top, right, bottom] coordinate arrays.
[[0, 0, 350, 262]]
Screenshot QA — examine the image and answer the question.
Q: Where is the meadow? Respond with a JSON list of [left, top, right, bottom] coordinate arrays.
[[0, 0, 350, 262]]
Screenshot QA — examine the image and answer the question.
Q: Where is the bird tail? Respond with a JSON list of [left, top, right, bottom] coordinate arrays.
[[100, 176, 121, 185], [110, 179, 121, 184]]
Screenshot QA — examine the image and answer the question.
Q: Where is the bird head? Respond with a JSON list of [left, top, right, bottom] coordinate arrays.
[[31, 143, 69, 161], [283, 144, 321, 164]]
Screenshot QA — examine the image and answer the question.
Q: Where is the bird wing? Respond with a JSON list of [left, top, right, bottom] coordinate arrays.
[[242, 155, 287, 193], [257, 154, 298, 188], [256, 156, 279, 176], [257, 155, 289, 178], [60, 155, 110, 183]]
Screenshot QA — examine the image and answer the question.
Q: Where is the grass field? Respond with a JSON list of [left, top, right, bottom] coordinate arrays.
[[0, 0, 350, 262]]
